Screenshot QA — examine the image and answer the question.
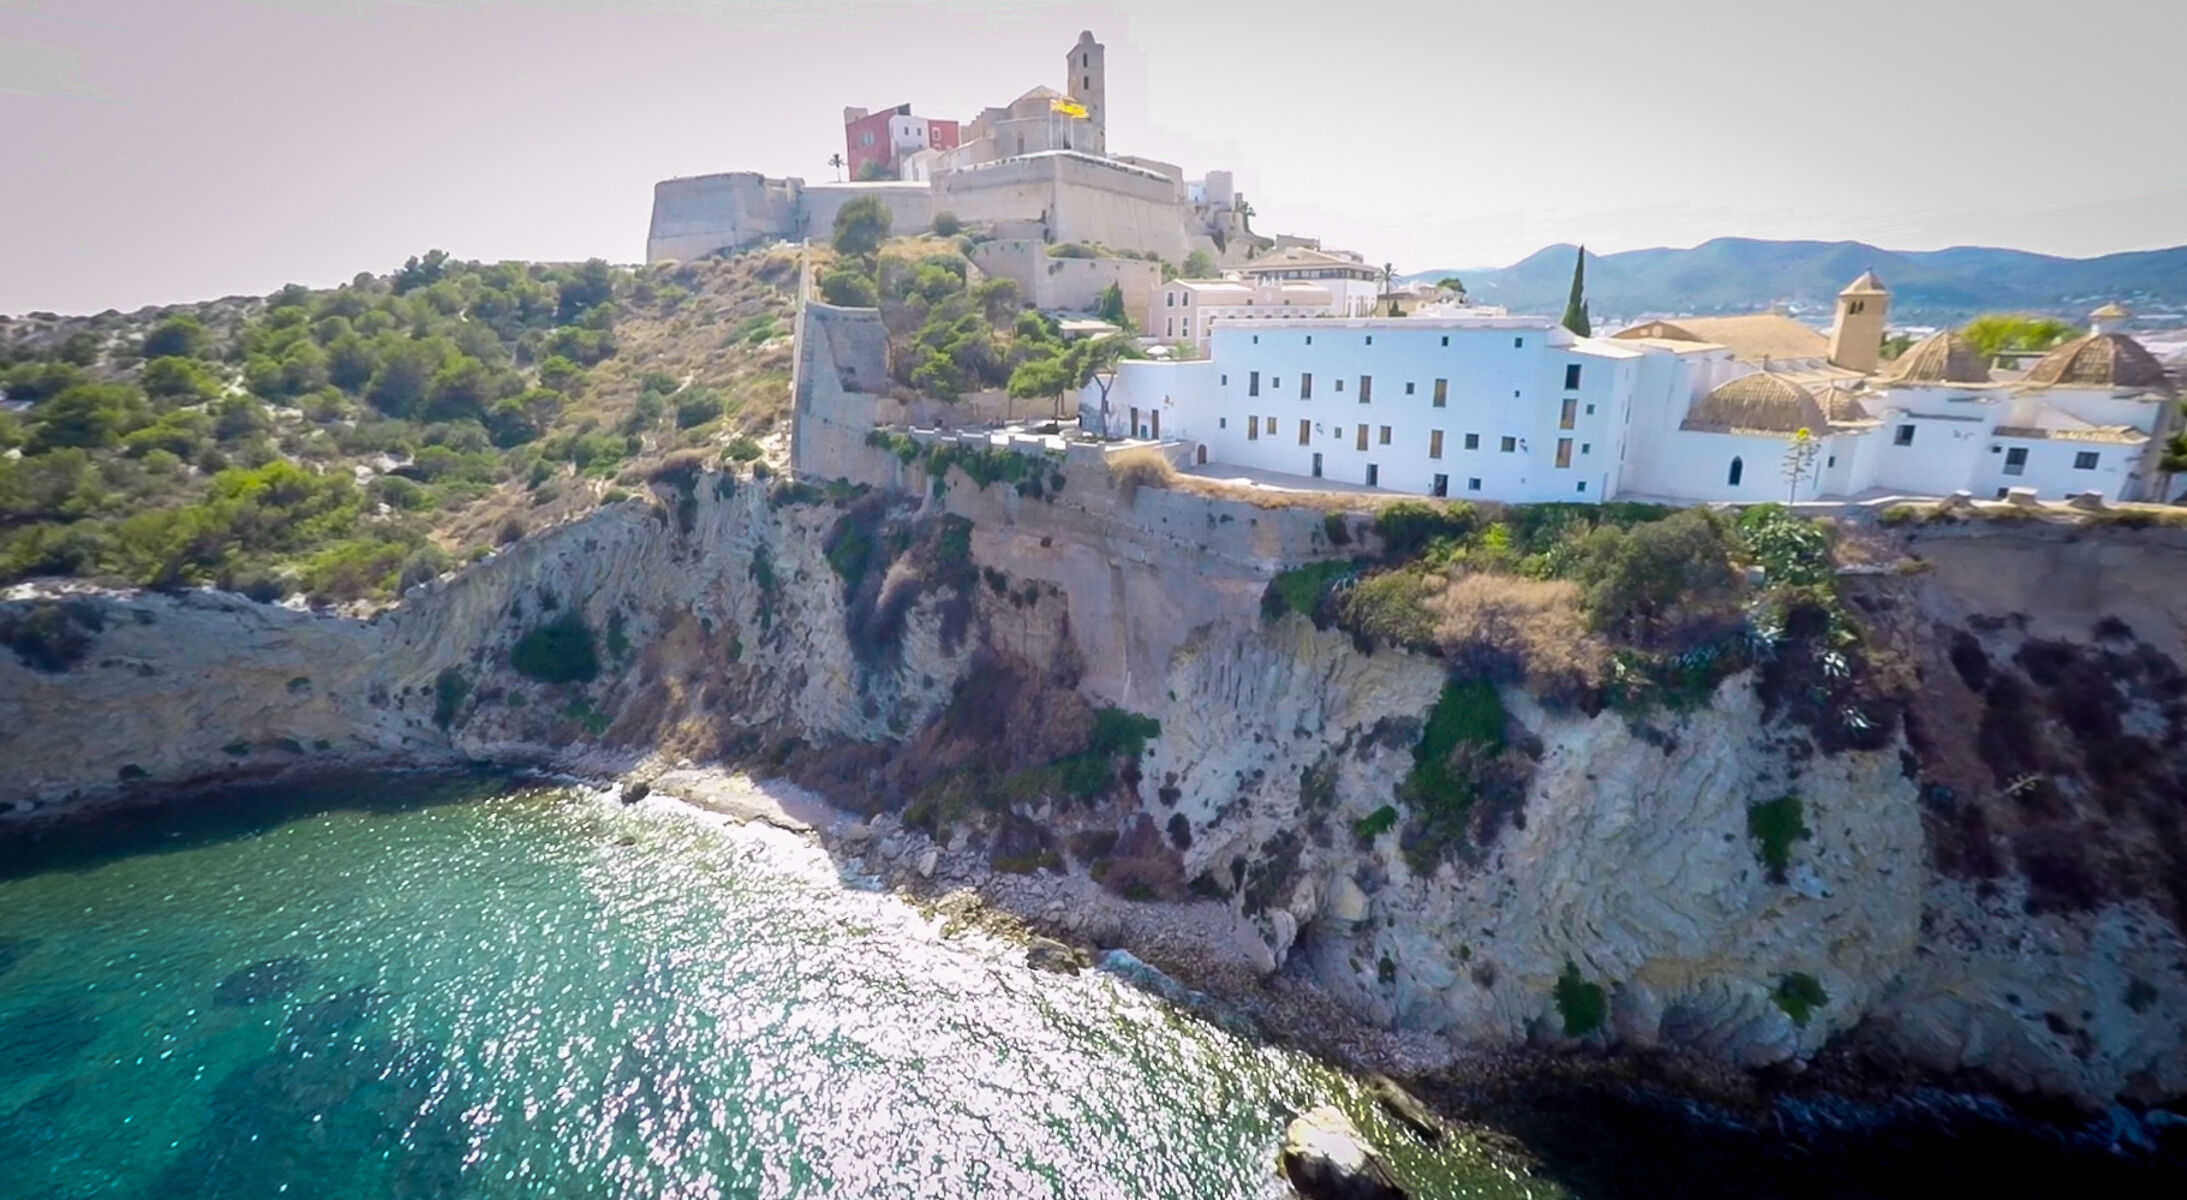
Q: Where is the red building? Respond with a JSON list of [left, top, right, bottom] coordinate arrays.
[[843, 104, 960, 180]]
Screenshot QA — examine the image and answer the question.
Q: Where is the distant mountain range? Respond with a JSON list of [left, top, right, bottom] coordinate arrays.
[[1406, 238, 2187, 326]]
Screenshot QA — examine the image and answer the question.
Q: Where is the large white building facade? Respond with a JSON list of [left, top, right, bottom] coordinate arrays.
[[1082, 280, 2180, 506]]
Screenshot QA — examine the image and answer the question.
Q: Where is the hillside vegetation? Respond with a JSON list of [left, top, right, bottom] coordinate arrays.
[[0, 249, 798, 604]]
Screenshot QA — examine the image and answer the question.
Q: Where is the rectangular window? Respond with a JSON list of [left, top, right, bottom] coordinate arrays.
[[1249, 371, 1260, 397], [1564, 364, 1582, 390], [1894, 424, 1915, 446], [1581, 443, 1590, 455], [1577, 481, 1587, 493], [1467, 477, 1482, 492], [1182, 320, 1190, 337], [1219, 417, 1227, 429], [1405, 382, 1416, 395], [1266, 414, 1274, 432], [1555, 438, 1573, 468], [1514, 337, 1524, 348], [1358, 375, 1372, 403], [1298, 419, 1310, 446], [1166, 318, 1174, 337], [1433, 379, 1447, 407], [1300, 372, 1312, 400], [1365, 463, 1379, 486], [1500, 436, 1517, 453], [1585, 403, 1595, 415], [2002, 446, 2026, 476], [1167, 293, 1175, 307], [1464, 433, 1479, 450], [1429, 430, 1444, 459], [1248, 415, 1259, 441], [1365, 335, 1374, 345], [1221, 374, 1228, 385], [1356, 424, 1368, 451], [1432, 473, 1448, 497], [1559, 397, 1577, 430], [1441, 336, 1449, 346], [2074, 451, 2100, 470], [1305, 335, 1313, 345], [1379, 425, 1391, 445]]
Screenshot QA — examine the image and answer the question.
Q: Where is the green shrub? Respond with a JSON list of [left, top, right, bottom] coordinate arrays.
[[724, 437, 763, 462], [1352, 805, 1399, 841], [1773, 972, 1829, 1027], [1747, 793, 1811, 884], [509, 612, 600, 683], [1376, 500, 1479, 558], [432, 667, 470, 730], [1554, 961, 1607, 1036], [1262, 559, 1358, 624]]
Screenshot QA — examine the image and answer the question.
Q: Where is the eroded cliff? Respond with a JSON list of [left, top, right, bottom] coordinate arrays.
[[3, 464, 2183, 1108]]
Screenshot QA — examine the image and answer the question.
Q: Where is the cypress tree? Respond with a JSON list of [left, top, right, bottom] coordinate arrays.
[[1561, 244, 1591, 337]]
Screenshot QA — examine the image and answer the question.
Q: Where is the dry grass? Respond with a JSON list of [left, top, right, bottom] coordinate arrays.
[[1422, 573, 1605, 695], [1106, 447, 1178, 504]]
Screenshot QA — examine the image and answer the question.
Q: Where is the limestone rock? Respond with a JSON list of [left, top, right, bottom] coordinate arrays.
[[916, 847, 939, 878], [1024, 937, 1088, 975], [1277, 1106, 1407, 1200]]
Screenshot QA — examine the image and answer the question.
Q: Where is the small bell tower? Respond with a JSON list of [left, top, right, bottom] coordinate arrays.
[[1828, 269, 1889, 374]]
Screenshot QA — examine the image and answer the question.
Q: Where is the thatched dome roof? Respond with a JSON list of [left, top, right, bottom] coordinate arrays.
[[2023, 333, 2170, 390], [1886, 330, 1992, 384], [1682, 372, 1830, 436]]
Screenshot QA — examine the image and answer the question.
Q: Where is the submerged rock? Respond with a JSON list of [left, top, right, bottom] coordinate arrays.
[[1366, 1074, 1445, 1145], [1278, 1105, 1407, 1200], [212, 956, 311, 1007]]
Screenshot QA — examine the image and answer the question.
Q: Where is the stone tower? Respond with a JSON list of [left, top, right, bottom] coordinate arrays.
[[1068, 30, 1107, 157], [1828, 269, 1889, 374]]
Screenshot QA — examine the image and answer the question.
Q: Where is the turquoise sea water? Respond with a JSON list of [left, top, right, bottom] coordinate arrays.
[[0, 776, 1545, 1200]]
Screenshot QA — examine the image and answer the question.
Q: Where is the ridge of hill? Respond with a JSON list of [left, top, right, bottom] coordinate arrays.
[[1411, 238, 2187, 324]]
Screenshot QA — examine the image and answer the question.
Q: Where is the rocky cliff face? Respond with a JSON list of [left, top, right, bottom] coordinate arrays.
[[4, 469, 2183, 1108]]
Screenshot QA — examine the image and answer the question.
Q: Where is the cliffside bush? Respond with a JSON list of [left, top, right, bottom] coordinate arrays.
[[1554, 961, 1608, 1037], [509, 612, 600, 683], [0, 598, 105, 673], [1397, 675, 1532, 872], [1747, 793, 1811, 884], [432, 667, 470, 730], [1773, 972, 1829, 1027], [1261, 559, 1357, 625]]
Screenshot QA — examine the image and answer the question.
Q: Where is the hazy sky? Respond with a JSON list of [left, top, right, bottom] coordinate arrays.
[[5, 0, 2185, 314]]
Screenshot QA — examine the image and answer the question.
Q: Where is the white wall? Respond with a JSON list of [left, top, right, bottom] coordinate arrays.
[[1971, 438, 2136, 501], [1153, 318, 1632, 500]]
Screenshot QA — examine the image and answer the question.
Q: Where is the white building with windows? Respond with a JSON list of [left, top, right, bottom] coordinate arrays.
[[1081, 279, 2179, 506], [1147, 279, 1340, 349]]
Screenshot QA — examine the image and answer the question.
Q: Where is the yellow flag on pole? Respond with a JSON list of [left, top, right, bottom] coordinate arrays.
[[1050, 98, 1089, 119]]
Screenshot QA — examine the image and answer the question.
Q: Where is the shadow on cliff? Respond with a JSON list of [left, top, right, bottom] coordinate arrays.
[[0, 769, 516, 883]]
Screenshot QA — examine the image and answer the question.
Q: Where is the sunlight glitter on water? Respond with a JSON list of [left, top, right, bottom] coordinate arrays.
[[0, 777, 1552, 1200]]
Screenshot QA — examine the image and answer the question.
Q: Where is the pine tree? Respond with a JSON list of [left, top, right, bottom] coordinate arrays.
[[1561, 245, 1591, 336]]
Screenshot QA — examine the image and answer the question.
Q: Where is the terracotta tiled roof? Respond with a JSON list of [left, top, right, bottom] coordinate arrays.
[[1839, 270, 1888, 296], [1885, 330, 1993, 384], [1992, 424, 2147, 445], [1614, 314, 1831, 364]]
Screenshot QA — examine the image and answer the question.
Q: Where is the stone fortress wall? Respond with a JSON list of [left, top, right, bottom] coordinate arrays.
[[966, 238, 1160, 322]]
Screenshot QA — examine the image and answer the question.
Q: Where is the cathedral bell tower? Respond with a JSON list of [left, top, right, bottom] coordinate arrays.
[[1068, 31, 1107, 157]]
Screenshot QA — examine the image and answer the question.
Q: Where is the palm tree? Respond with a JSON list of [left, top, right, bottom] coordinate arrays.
[[827, 153, 845, 182]]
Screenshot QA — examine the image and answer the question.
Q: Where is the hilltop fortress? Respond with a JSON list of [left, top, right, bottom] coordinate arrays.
[[646, 32, 1258, 266]]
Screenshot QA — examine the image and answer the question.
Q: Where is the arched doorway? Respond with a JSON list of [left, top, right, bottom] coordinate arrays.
[[1727, 456, 1744, 487]]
